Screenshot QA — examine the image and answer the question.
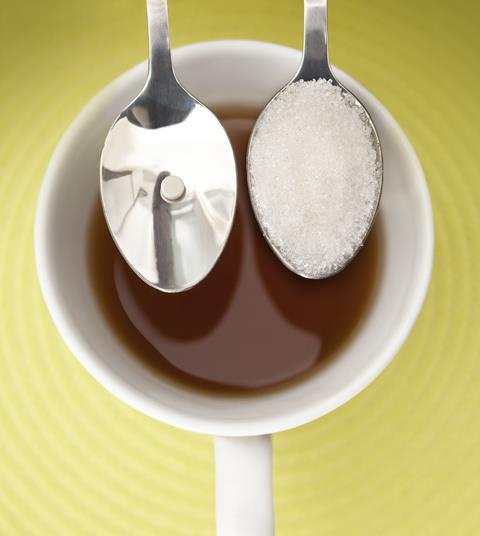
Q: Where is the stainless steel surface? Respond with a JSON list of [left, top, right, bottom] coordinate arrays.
[[100, 0, 236, 292], [247, 0, 383, 279]]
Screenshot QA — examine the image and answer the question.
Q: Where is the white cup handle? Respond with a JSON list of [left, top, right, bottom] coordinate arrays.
[[214, 435, 274, 536]]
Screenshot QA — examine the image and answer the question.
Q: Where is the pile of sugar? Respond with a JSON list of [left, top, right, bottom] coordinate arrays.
[[248, 79, 381, 278]]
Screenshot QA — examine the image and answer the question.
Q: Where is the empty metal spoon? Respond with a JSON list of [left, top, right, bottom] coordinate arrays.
[[100, 0, 236, 292], [247, 0, 383, 279]]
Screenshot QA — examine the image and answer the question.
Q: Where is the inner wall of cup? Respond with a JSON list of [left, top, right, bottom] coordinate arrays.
[[45, 41, 430, 433]]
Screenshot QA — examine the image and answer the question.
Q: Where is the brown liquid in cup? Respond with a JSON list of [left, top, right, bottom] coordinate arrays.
[[88, 110, 380, 393]]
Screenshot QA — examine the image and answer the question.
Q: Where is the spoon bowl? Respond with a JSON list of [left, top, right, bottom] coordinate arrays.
[[101, 0, 236, 292]]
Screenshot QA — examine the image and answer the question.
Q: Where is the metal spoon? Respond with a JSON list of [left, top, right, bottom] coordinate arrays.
[[100, 0, 236, 292], [247, 0, 383, 279]]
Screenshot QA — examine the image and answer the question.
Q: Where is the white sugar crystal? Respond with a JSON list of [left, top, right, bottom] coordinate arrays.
[[248, 79, 381, 278]]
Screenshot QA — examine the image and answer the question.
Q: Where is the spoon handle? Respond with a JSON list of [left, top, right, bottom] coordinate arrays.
[[294, 0, 334, 82], [146, 0, 175, 88]]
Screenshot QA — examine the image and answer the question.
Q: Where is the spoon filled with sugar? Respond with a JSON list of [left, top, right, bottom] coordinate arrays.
[[247, 0, 383, 279], [100, 0, 236, 293]]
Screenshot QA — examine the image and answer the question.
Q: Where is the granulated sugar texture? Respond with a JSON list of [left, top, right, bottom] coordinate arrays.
[[248, 79, 381, 278]]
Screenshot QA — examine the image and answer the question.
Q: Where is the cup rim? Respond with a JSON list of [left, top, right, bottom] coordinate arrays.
[[35, 39, 434, 436]]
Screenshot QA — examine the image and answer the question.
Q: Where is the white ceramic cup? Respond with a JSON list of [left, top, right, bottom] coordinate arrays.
[[35, 40, 434, 535]]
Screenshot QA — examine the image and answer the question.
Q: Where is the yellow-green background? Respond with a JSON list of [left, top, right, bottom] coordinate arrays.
[[1, 0, 479, 534]]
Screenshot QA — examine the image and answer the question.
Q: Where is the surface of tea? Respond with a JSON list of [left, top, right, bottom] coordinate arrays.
[[88, 113, 380, 392]]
